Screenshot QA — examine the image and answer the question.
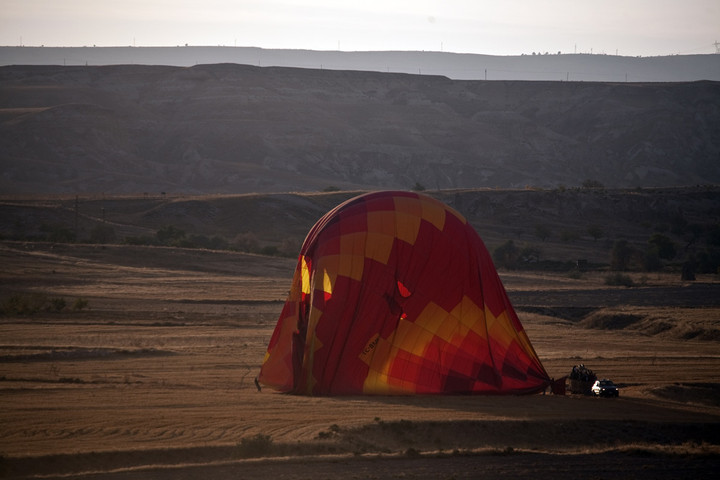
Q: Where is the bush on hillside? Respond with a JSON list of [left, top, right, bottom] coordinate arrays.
[[604, 272, 635, 287]]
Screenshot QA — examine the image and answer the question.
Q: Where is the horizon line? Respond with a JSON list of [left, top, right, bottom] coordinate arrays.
[[2, 45, 716, 59]]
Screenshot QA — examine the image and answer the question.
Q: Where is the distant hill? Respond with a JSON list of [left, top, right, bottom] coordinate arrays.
[[1, 63, 719, 195], [2, 47, 720, 82], [2, 187, 718, 270]]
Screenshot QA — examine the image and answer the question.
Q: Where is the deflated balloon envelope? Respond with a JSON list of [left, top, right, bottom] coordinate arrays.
[[259, 191, 549, 395]]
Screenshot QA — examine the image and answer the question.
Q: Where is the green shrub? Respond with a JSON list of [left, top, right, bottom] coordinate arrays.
[[156, 225, 186, 246], [587, 225, 604, 241], [405, 447, 421, 458], [259, 245, 279, 256], [2, 294, 87, 315], [2, 293, 47, 315], [493, 240, 519, 270], [316, 424, 341, 439], [534, 224, 551, 242], [50, 297, 67, 312], [72, 298, 89, 311]]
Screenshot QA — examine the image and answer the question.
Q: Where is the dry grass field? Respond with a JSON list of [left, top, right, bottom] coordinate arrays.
[[1, 241, 719, 479]]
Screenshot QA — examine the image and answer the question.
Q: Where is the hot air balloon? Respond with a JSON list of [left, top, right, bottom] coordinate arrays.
[[259, 191, 550, 395]]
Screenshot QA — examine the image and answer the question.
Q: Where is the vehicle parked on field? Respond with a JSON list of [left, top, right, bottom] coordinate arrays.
[[591, 379, 619, 397]]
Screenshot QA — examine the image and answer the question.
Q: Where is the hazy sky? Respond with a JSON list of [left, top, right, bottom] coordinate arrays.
[[1, 0, 718, 57]]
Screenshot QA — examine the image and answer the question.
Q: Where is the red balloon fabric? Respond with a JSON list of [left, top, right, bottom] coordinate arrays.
[[259, 191, 550, 395]]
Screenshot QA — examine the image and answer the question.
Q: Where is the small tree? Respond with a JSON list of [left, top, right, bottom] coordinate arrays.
[[519, 245, 541, 264], [534, 224, 551, 242], [260, 245, 279, 256], [493, 240, 520, 270], [156, 225, 186, 246], [50, 297, 67, 312], [72, 298, 89, 311], [605, 272, 635, 287]]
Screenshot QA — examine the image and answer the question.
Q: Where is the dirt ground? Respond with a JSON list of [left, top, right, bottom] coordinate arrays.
[[1, 241, 719, 479]]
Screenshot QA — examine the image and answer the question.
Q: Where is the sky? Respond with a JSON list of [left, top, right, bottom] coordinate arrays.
[[1, 0, 718, 57]]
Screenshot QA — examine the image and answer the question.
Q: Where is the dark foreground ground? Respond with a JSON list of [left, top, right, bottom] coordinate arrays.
[[5, 450, 720, 480]]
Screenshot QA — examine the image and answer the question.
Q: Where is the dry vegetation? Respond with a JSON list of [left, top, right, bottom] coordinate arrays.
[[1, 238, 719, 479]]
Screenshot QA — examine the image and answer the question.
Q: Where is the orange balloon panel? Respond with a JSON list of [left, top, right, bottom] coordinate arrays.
[[259, 191, 549, 395]]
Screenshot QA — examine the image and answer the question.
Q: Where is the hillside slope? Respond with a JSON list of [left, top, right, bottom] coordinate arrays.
[[2, 187, 718, 268], [1, 64, 719, 194]]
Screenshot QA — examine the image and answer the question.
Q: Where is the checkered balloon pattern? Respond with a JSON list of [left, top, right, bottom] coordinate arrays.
[[259, 191, 549, 395]]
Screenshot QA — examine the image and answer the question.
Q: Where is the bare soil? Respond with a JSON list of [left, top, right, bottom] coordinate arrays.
[[1, 241, 719, 479]]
